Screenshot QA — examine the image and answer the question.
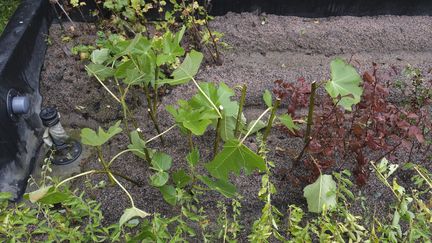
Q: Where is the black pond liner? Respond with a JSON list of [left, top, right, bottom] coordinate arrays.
[[0, 0, 51, 200], [1, 0, 431, 200], [208, 0, 432, 17]]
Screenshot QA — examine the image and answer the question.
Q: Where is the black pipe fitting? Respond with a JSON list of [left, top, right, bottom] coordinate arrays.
[[39, 107, 82, 165]]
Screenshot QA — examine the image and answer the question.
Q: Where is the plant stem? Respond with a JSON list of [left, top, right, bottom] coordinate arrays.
[[204, 18, 221, 63], [108, 172, 136, 207], [234, 85, 247, 137], [295, 82, 325, 165], [113, 77, 131, 137], [54, 0, 76, 28], [304, 82, 317, 144], [213, 116, 222, 156], [146, 125, 177, 144], [143, 85, 165, 144], [187, 74, 222, 118], [121, 99, 131, 137], [55, 170, 98, 189], [86, 66, 121, 103], [188, 131, 194, 150], [240, 107, 272, 145], [147, 108, 165, 144], [370, 161, 400, 200], [97, 147, 115, 184], [263, 98, 281, 142], [413, 166, 432, 189], [153, 63, 160, 120], [110, 171, 142, 187], [126, 106, 140, 129], [108, 148, 147, 167], [180, 0, 218, 64]]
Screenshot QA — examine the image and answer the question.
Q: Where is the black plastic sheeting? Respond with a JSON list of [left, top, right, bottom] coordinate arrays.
[[208, 0, 432, 17], [0, 0, 51, 200], [60, 0, 432, 22]]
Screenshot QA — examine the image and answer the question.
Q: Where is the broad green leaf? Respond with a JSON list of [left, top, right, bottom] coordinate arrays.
[[81, 121, 123, 146], [220, 115, 237, 141], [24, 186, 70, 205], [183, 118, 213, 135], [303, 174, 337, 213], [151, 152, 172, 171], [198, 175, 237, 198], [167, 82, 240, 137], [172, 170, 191, 188], [325, 58, 363, 111], [166, 103, 218, 136], [158, 29, 185, 65], [131, 35, 152, 55], [115, 51, 154, 86], [246, 119, 266, 135], [158, 50, 203, 85], [186, 148, 200, 167], [86, 63, 114, 81], [174, 26, 186, 44], [119, 207, 150, 227], [191, 82, 238, 117], [112, 35, 151, 60], [24, 186, 51, 203], [278, 114, 298, 133], [115, 59, 133, 78], [160, 185, 176, 205], [205, 140, 265, 180], [91, 48, 110, 64], [37, 191, 70, 205], [136, 53, 156, 86], [377, 157, 389, 175], [263, 89, 272, 108], [128, 130, 147, 159], [123, 68, 144, 85], [150, 171, 169, 187], [377, 157, 399, 178]]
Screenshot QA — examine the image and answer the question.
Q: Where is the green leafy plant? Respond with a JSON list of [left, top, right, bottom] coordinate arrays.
[[76, 0, 225, 63], [86, 27, 202, 145], [205, 139, 265, 180], [371, 158, 432, 242], [248, 133, 285, 242], [24, 121, 163, 228], [2, 156, 123, 242], [216, 199, 242, 242]]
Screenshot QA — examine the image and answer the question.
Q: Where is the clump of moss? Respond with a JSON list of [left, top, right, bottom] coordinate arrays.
[[0, 1, 20, 34]]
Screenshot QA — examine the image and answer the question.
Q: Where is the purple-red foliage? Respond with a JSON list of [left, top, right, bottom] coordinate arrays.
[[274, 64, 431, 185]]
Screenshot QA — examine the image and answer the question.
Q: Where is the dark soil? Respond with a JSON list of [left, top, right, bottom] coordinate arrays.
[[40, 13, 432, 240]]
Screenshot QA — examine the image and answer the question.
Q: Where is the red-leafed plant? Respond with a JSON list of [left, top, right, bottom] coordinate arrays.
[[274, 60, 431, 185]]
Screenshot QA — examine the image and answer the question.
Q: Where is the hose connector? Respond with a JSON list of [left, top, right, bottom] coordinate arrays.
[[7, 89, 30, 120], [40, 107, 82, 165]]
